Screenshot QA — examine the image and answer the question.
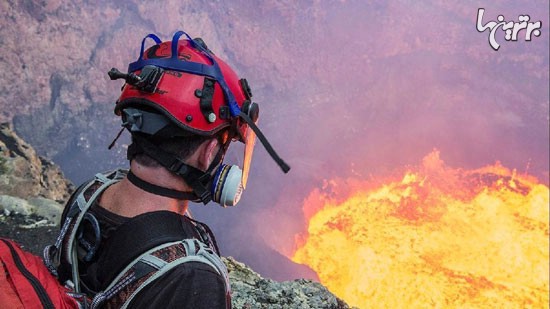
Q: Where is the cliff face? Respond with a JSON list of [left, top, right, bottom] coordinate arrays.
[[0, 122, 73, 221], [0, 124, 350, 308], [0, 123, 73, 201]]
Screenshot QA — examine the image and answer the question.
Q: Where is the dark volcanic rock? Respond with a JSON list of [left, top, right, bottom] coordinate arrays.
[[0, 122, 74, 202], [0, 122, 73, 223], [225, 257, 351, 309]]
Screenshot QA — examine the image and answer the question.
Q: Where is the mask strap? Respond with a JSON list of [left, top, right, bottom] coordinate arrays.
[[132, 135, 213, 204], [205, 132, 231, 174]]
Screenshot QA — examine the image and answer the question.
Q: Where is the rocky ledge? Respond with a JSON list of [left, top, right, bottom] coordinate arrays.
[[226, 257, 350, 309], [0, 122, 350, 308], [0, 122, 74, 222]]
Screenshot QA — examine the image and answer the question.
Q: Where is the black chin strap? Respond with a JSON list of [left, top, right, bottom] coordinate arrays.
[[127, 170, 197, 200]]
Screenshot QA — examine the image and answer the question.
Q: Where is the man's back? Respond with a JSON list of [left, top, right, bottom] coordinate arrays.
[[85, 208, 229, 308], [53, 171, 230, 308]]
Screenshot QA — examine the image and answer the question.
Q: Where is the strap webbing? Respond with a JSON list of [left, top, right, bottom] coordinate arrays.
[[65, 170, 126, 293], [126, 170, 196, 200], [131, 135, 213, 203], [119, 239, 230, 309]]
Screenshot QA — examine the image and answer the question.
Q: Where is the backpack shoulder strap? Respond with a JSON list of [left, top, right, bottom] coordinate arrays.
[[95, 211, 201, 286], [44, 169, 127, 292], [120, 239, 229, 309], [91, 239, 230, 309], [88, 211, 230, 309], [187, 216, 222, 255]]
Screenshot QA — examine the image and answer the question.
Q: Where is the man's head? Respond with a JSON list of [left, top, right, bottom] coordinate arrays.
[[109, 30, 289, 207]]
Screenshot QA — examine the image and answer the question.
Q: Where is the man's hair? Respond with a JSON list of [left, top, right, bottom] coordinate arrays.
[[131, 134, 212, 168]]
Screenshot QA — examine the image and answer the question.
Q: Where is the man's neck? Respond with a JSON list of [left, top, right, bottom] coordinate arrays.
[[99, 162, 191, 218]]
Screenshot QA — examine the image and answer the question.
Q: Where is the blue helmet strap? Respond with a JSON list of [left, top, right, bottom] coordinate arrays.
[[128, 31, 240, 117], [139, 34, 162, 59]]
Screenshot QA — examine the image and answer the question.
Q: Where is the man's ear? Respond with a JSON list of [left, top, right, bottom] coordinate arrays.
[[198, 138, 219, 171]]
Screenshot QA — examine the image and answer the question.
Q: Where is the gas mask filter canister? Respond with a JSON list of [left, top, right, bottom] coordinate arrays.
[[211, 164, 244, 207]]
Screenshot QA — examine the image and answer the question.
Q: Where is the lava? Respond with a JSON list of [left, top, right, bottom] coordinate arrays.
[[292, 151, 549, 308]]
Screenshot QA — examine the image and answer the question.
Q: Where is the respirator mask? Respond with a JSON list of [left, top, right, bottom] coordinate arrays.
[[210, 105, 258, 207]]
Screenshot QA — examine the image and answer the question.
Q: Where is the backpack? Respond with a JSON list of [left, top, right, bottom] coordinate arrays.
[[2, 170, 231, 308], [0, 238, 80, 308]]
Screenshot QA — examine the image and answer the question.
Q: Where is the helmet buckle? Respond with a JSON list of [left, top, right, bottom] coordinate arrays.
[[122, 109, 143, 132]]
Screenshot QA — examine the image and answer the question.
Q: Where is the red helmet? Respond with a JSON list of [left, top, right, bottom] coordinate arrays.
[[108, 31, 289, 205], [112, 31, 256, 141]]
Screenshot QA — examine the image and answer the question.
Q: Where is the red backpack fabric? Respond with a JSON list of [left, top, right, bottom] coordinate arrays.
[[0, 238, 79, 309]]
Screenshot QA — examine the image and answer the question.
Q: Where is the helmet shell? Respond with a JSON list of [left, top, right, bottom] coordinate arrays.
[[115, 39, 247, 137]]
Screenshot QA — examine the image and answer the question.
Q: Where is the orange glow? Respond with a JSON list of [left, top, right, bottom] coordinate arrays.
[[292, 151, 549, 308]]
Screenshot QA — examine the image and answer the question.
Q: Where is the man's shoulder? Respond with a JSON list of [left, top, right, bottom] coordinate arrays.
[[60, 168, 128, 218], [129, 261, 228, 308]]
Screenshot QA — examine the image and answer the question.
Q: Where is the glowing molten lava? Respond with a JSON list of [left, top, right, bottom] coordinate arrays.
[[292, 151, 549, 308]]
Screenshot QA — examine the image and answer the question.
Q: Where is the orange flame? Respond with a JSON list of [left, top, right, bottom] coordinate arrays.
[[292, 150, 549, 308]]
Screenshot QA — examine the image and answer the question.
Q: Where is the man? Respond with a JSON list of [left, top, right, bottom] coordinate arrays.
[[45, 31, 289, 308]]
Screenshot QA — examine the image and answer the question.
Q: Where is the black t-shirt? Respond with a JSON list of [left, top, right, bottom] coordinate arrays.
[[67, 202, 229, 308]]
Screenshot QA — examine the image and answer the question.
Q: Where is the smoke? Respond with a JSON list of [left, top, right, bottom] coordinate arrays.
[[4, 1, 548, 281], [208, 0, 550, 280]]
